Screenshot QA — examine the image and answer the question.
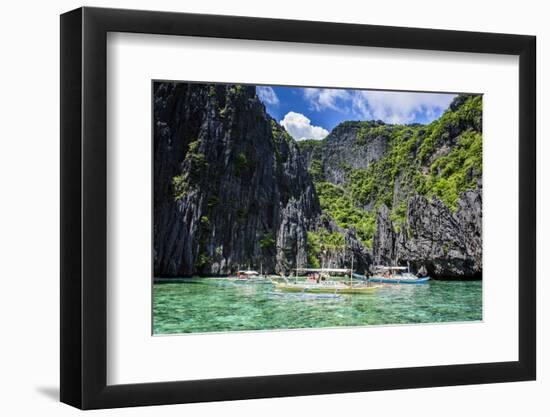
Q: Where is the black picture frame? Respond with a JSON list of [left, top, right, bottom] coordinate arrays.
[[60, 6, 536, 410]]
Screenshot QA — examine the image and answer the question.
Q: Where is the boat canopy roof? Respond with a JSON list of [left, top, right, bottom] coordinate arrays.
[[295, 268, 351, 273], [374, 266, 408, 270], [237, 270, 259, 275]]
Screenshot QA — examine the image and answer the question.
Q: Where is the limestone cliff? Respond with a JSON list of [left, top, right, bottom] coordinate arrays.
[[153, 82, 321, 276]]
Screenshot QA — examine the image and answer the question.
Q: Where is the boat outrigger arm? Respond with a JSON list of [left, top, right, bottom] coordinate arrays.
[[369, 265, 430, 284], [294, 268, 352, 274], [373, 266, 408, 271], [272, 266, 382, 293]]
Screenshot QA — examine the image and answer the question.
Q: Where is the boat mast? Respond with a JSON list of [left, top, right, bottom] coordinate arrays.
[[295, 242, 301, 280], [350, 253, 354, 284]]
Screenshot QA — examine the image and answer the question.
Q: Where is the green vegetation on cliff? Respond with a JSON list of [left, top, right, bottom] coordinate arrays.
[[419, 129, 482, 209], [300, 94, 482, 246], [307, 229, 346, 268], [315, 181, 376, 247], [172, 139, 209, 200], [259, 233, 276, 251]]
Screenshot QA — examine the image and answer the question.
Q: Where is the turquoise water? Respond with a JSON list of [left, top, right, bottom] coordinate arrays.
[[153, 278, 482, 334]]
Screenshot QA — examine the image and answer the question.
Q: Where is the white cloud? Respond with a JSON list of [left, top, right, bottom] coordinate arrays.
[[350, 90, 456, 124], [302, 87, 456, 124], [280, 112, 329, 141], [303, 88, 350, 112], [350, 93, 373, 120], [257, 86, 279, 106]]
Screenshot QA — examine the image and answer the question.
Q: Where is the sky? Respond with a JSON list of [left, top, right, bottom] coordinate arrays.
[[256, 85, 457, 141]]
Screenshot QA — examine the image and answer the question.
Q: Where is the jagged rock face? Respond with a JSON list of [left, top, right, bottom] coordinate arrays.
[[372, 205, 396, 266], [303, 95, 483, 279], [342, 228, 372, 274], [301, 122, 388, 185], [314, 217, 373, 274], [373, 191, 482, 279], [455, 190, 483, 271], [153, 82, 321, 276], [275, 197, 310, 274]]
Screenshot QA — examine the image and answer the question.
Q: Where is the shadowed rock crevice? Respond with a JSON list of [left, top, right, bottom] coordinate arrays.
[[373, 191, 482, 279]]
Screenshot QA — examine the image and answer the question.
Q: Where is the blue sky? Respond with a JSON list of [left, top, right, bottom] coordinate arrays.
[[256, 85, 457, 141]]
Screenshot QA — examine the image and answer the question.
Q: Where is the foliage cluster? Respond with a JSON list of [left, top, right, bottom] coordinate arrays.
[[419, 129, 482, 209], [315, 181, 376, 247], [172, 139, 208, 200], [417, 95, 482, 162], [355, 123, 390, 146], [234, 152, 250, 177], [306, 229, 346, 268], [259, 233, 276, 251]]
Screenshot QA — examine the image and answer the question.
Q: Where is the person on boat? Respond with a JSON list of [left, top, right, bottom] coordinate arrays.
[[417, 265, 427, 278]]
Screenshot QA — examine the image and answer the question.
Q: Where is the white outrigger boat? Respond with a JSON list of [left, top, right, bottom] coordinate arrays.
[[272, 268, 381, 294], [367, 266, 430, 284], [236, 269, 260, 279], [228, 265, 271, 283]]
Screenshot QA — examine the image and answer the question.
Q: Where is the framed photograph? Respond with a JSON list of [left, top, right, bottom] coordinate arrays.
[[60, 6, 536, 409]]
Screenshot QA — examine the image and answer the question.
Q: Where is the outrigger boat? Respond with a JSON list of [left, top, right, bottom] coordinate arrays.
[[236, 270, 260, 279], [367, 266, 430, 284], [272, 268, 381, 294], [229, 264, 271, 283]]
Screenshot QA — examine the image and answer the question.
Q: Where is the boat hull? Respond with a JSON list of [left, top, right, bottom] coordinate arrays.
[[368, 276, 430, 284], [273, 282, 381, 294]]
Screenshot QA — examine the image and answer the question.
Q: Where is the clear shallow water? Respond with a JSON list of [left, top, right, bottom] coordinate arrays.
[[153, 278, 482, 334]]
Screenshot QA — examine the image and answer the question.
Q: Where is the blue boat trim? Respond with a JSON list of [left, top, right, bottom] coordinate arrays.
[[367, 276, 430, 284]]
